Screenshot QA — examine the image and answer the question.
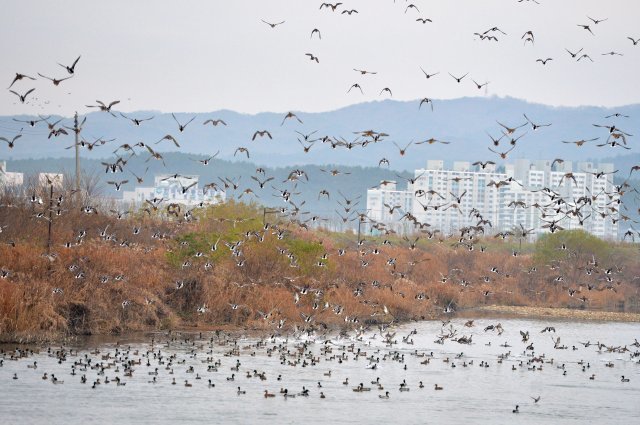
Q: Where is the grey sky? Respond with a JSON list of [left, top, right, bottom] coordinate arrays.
[[2, 0, 639, 116]]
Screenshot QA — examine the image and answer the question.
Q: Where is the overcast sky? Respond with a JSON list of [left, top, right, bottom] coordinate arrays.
[[2, 0, 639, 116]]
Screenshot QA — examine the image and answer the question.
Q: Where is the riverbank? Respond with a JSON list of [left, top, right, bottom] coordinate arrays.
[[474, 305, 640, 322]]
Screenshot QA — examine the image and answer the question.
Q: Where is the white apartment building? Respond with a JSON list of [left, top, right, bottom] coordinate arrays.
[[366, 159, 619, 240], [122, 174, 225, 207], [0, 161, 24, 186], [367, 180, 414, 234]]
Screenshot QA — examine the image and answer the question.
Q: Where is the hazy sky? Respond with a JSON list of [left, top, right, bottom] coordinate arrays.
[[2, 0, 639, 116]]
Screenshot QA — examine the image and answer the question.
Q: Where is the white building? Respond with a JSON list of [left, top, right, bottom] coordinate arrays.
[[366, 159, 619, 240], [122, 174, 225, 207], [367, 180, 414, 234], [0, 161, 24, 186]]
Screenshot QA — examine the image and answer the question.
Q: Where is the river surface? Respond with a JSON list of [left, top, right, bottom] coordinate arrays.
[[1, 318, 639, 424]]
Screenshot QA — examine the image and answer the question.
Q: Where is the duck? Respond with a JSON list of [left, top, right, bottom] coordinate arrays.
[[513, 405, 520, 414], [208, 379, 215, 388], [434, 384, 443, 390], [264, 390, 275, 398], [320, 392, 326, 399], [379, 391, 390, 399], [419, 381, 424, 388], [184, 380, 192, 387], [621, 376, 630, 383], [237, 386, 246, 395], [12, 373, 18, 380]]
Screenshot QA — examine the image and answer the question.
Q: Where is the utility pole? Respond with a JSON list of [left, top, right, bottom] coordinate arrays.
[[46, 183, 54, 254], [74, 112, 81, 198]]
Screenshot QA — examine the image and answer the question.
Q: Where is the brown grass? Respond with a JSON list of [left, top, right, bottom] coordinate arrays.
[[1, 187, 639, 342]]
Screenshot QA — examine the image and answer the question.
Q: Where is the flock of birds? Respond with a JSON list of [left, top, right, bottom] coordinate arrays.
[[0, 2, 639, 420], [1, 321, 639, 417], [1, 4, 640, 329]]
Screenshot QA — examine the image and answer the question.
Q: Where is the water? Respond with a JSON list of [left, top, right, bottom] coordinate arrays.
[[1, 318, 639, 424]]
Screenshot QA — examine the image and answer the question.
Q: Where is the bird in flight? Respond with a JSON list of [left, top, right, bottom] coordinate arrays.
[[536, 58, 553, 65], [37, 73, 73, 86], [252, 130, 272, 140], [0, 134, 22, 149], [471, 79, 489, 89], [86, 100, 120, 116], [203, 118, 227, 126], [565, 49, 585, 60], [172, 113, 196, 132], [354, 69, 376, 75], [577, 24, 595, 35], [7, 73, 36, 89], [234, 147, 250, 158], [488, 145, 516, 159], [281, 112, 303, 125], [587, 16, 607, 25], [523, 114, 551, 130], [420, 68, 439, 79], [379, 87, 393, 97], [577, 53, 594, 62], [58, 55, 81, 74], [261, 20, 285, 28], [416, 17, 432, 24], [311, 29, 321, 39], [156, 134, 180, 148], [449, 72, 469, 83], [120, 113, 154, 126], [319, 3, 342, 11], [561, 137, 598, 146], [305, 53, 319, 63], [9, 88, 35, 103], [348, 83, 364, 94], [419, 98, 433, 111], [497, 121, 527, 135], [628, 37, 639, 45]]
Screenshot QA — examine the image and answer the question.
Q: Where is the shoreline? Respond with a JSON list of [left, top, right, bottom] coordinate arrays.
[[470, 305, 640, 323], [2, 305, 639, 345]]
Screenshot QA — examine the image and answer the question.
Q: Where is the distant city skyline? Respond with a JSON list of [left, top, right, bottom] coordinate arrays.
[[2, 0, 639, 118]]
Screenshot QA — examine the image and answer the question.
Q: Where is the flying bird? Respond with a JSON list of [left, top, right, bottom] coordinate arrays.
[[58, 55, 81, 74], [281, 112, 303, 125], [449, 72, 469, 83], [252, 130, 272, 140], [171, 113, 196, 132], [203, 118, 227, 126], [261, 20, 285, 28], [9, 88, 35, 103], [37, 73, 73, 86], [420, 68, 439, 79], [319, 3, 342, 11], [419, 98, 433, 111], [86, 100, 120, 116], [7, 73, 36, 89], [348, 83, 364, 94], [120, 113, 154, 125], [305, 53, 319, 63]]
